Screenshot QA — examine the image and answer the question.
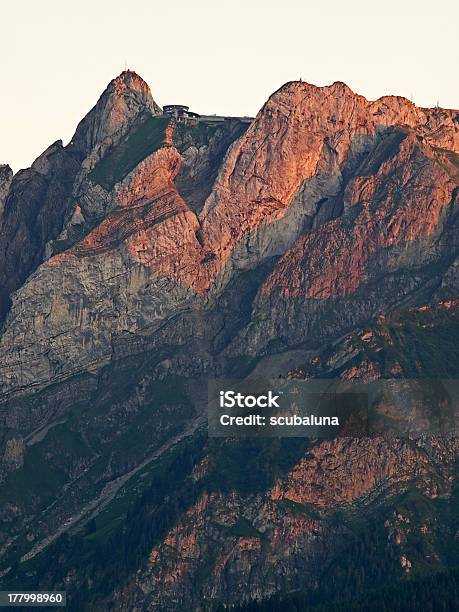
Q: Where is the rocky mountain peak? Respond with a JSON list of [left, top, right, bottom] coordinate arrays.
[[0, 164, 13, 184], [30, 140, 64, 175], [69, 70, 161, 158], [0, 76, 457, 394], [110, 69, 152, 96]]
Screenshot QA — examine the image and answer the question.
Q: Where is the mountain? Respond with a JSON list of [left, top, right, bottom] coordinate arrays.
[[0, 71, 458, 610]]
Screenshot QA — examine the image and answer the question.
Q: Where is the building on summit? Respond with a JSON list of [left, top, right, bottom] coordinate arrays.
[[162, 105, 200, 124], [162, 104, 253, 126]]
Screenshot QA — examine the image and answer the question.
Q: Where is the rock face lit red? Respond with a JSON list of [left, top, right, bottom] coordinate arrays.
[[263, 132, 457, 298], [44, 81, 459, 295]]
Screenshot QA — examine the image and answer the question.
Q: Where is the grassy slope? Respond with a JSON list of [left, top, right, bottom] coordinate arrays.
[[88, 115, 169, 191]]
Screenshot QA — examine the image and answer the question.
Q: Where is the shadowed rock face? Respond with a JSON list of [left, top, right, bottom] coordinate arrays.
[[0, 144, 82, 323], [0, 73, 458, 610]]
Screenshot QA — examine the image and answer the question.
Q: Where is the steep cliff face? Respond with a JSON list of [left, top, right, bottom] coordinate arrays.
[[0, 143, 82, 323], [0, 74, 458, 610], [234, 131, 458, 355], [173, 120, 250, 213]]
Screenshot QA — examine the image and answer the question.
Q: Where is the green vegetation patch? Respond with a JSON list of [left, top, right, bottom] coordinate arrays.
[[88, 115, 169, 190], [0, 423, 92, 510], [225, 517, 261, 539]]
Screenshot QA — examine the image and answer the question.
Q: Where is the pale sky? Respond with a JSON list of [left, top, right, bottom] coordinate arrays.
[[1, 0, 458, 172]]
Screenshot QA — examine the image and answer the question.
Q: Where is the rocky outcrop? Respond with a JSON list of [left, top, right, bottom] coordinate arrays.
[[0, 164, 12, 220], [118, 436, 457, 611], [229, 130, 458, 355], [264, 132, 456, 298]]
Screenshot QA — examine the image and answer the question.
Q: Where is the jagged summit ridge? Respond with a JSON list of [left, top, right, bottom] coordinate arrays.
[[264, 78, 458, 150]]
